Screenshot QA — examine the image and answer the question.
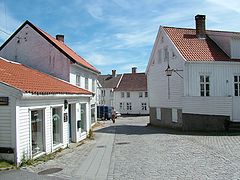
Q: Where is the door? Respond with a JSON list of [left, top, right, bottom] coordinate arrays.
[[68, 104, 72, 140], [233, 75, 240, 122], [233, 97, 240, 122]]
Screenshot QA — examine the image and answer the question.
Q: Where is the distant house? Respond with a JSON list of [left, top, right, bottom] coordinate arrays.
[[97, 70, 122, 107], [0, 20, 100, 129], [0, 57, 92, 165], [146, 15, 240, 131], [115, 68, 149, 115]]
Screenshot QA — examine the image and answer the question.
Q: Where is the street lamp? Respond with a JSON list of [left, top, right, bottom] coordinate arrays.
[[165, 65, 183, 79]]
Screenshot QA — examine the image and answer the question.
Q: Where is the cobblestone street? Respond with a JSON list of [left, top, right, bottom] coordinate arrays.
[[1, 116, 240, 180]]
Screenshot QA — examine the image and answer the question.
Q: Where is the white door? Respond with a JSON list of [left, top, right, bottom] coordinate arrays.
[[233, 97, 240, 122]]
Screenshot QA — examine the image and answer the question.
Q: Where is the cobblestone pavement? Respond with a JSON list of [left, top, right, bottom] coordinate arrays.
[[107, 116, 240, 180], [1, 116, 240, 180]]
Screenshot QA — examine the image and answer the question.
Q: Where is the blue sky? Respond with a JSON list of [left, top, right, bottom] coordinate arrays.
[[1, 0, 240, 74]]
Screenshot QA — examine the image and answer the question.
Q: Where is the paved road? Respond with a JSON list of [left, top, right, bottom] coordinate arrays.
[[1, 116, 240, 180]]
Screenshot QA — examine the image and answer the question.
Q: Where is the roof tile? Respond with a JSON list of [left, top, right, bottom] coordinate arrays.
[[163, 27, 232, 61], [115, 73, 147, 91], [0, 57, 91, 95]]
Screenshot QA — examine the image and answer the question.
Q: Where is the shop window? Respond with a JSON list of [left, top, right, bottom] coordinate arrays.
[[52, 107, 62, 147], [31, 109, 45, 156]]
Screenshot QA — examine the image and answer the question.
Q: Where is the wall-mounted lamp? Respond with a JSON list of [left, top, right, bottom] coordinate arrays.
[[165, 65, 183, 79]]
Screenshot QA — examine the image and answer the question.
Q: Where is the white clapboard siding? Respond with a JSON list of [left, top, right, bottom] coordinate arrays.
[[17, 99, 68, 160], [183, 96, 232, 119], [0, 95, 15, 147], [185, 62, 240, 97], [147, 28, 185, 109], [115, 91, 149, 114]]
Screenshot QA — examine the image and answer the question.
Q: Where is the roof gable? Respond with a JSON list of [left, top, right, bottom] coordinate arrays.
[[0, 57, 91, 95], [115, 73, 147, 91], [98, 74, 122, 88], [0, 20, 100, 74]]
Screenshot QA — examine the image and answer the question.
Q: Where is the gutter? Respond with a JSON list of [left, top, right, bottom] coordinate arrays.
[[21, 93, 92, 100]]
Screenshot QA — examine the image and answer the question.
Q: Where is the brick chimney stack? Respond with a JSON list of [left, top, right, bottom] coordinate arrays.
[[56, 34, 64, 43], [112, 70, 116, 77], [195, 15, 206, 39], [132, 67, 137, 74]]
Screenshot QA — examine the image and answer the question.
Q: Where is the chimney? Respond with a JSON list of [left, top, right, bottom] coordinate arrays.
[[112, 70, 116, 77], [132, 67, 137, 74], [56, 34, 64, 43], [195, 14, 206, 39]]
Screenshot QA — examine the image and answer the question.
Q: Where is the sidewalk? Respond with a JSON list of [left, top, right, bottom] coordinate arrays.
[[29, 120, 116, 180]]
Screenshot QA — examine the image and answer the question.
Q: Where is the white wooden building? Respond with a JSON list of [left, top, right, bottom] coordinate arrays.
[[146, 15, 240, 131], [114, 68, 149, 115], [0, 20, 100, 126], [0, 57, 92, 165], [97, 70, 122, 107]]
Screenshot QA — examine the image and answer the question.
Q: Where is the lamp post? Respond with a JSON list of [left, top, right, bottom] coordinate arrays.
[[165, 65, 183, 99], [165, 65, 183, 79]]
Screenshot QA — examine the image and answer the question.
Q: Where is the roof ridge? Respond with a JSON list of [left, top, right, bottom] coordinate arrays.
[[162, 26, 240, 34]]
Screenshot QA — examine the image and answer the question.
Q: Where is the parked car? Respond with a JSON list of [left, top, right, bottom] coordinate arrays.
[[97, 106, 113, 120]]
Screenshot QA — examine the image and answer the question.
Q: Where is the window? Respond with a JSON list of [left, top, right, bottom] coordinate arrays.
[[127, 92, 130, 98], [91, 104, 95, 124], [164, 47, 169, 62], [145, 92, 148, 98], [200, 75, 210, 96], [80, 103, 87, 130], [158, 49, 162, 64], [141, 103, 147, 111], [101, 90, 105, 97], [85, 78, 89, 90], [172, 108, 178, 123], [110, 90, 114, 97], [120, 102, 125, 110], [52, 107, 62, 146], [92, 80, 95, 92], [121, 92, 124, 98], [156, 108, 161, 120], [234, 75, 240, 96], [127, 102, 132, 110], [139, 92, 143, 98], [76, 75, 80, 87], [31, 109, 44, 156]]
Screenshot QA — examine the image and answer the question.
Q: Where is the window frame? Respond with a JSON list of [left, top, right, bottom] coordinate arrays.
[[200, 75, 210, 97], [126, 102, 132, 110], [234, 75, 240, 96], [76, 75, 80, 87]]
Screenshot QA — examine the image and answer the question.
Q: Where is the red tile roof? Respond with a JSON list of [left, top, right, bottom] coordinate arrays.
[[0, 57, 92, 95], [115, 73, 147, 91], [163, 27, 232, 61], [0, 20, 100, 74]]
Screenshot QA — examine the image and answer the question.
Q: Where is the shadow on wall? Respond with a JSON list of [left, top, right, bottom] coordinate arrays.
[[95, 124, 240, 136]]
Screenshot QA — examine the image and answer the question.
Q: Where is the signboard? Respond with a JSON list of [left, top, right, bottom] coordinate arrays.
[[0, 97, 9, 106], [64, 113, 68, 122]]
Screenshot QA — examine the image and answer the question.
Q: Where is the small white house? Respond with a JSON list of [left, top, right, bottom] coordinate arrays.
[[0, 57, 92, 165], [0, 20, 100, 127], [97, 70, 122, 107], [115, 68, 149, 115], [146, 15, 240, 131]]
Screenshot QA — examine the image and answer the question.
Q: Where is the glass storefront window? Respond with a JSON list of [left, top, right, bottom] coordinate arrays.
[[80, 104, 86, 131], [31, 109, 44, 156], [52, 107, 62, 146], [91, 104, 95, 124]]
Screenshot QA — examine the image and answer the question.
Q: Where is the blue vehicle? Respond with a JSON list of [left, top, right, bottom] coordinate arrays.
[[97, 106, 113, 120]]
